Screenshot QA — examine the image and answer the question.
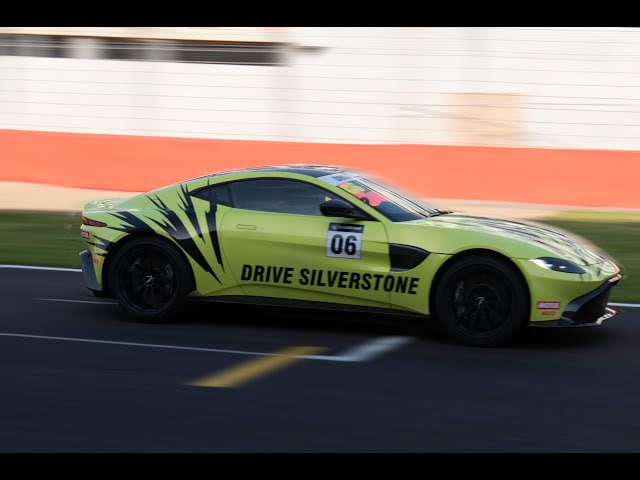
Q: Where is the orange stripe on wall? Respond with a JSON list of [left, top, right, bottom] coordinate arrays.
[[1, 129, 639, 209]]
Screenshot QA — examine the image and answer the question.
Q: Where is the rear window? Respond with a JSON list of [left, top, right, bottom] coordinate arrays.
[[192, 183, 233, 206]]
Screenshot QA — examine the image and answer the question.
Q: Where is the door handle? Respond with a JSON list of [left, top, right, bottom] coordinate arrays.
[[236, 224, 257, 230]]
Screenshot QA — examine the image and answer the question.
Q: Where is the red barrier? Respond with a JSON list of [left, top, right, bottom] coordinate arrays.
[[1, 129, 639, 208]]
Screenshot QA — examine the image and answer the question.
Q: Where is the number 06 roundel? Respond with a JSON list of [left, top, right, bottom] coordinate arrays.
[[326, 223, 364, 259]]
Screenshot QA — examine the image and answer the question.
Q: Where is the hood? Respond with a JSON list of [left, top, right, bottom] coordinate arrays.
[[413, 214, 607, 266]]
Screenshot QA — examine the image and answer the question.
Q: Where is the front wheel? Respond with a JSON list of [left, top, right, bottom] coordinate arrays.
[[433, 255, 529, 347], [109, 236, 191, 322]]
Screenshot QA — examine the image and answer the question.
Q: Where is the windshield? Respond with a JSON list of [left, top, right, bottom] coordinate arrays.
[[317, 173, 442, 222]]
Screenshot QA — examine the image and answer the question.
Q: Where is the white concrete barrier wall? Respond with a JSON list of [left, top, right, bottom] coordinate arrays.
[[0, 27, 639, 150]]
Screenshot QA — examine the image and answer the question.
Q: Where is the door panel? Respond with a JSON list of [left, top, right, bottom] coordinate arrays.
[[181, 199, 245, 296], [220, 209, 391, 309]]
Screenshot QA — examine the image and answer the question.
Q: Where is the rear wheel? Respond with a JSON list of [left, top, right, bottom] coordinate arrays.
[[433, 255, 529, 347], [109, 237, 190, 321]]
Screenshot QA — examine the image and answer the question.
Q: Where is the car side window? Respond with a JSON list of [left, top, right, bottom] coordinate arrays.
[[192, 183, 233, 206], [228, 178, 343, 216]]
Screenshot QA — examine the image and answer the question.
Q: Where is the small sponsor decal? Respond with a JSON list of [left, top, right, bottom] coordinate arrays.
[[80, 231, 90, 239], [329, 223, 364, 233], [540, 310, 557, 316], [537, 301, 561, 310]]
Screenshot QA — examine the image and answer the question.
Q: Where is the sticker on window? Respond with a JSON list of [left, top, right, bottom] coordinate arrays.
[[326, 223, 364, 259]]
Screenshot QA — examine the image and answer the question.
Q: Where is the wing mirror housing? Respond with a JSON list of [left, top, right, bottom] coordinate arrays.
[[320, 199, 369, 220]]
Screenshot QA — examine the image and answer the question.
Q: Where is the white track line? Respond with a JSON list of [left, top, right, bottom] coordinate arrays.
[[33, 298, 117, 305], [0, 265, 81, 272], [0, 333, 414, 363], [610, 302, 640, 308], [321, 336, 414, 362], [30, 297, 414, 361], [0, 333, 285, 357]]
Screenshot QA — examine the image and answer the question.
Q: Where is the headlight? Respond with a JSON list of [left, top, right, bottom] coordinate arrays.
[[531, 257, 586, 274]]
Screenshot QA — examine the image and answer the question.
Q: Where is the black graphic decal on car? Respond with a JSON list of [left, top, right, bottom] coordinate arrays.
[[102, 183, 225, 285]]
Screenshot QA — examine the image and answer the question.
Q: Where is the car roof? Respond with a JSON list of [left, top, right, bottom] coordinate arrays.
[[212, 164, 350, 179]]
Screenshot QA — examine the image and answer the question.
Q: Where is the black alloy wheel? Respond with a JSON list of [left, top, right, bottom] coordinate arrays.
[[110, 237, 190, 321], [434, 255, 529, 347]]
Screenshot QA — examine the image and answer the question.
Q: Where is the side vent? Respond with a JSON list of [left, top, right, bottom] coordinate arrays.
[[389, 244, 430, 272]]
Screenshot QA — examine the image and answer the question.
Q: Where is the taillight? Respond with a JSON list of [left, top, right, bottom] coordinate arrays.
[[82, 216, 107, 227]]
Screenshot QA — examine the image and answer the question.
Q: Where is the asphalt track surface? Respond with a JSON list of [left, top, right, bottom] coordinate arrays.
[[1, 268, 639, 452]]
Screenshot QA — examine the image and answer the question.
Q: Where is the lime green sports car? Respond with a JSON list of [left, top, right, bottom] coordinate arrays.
[[79, 165, 621, 346]]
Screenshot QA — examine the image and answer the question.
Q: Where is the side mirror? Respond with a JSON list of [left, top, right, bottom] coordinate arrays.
[[320, 199, 368, 219]]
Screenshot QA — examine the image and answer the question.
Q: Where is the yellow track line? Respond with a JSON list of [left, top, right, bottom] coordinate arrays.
[[187, 345, 326, 388]]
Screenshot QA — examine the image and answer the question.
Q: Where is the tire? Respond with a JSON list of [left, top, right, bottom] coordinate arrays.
[[433, 254, 529, 347], [108, 236, 191, 322]]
